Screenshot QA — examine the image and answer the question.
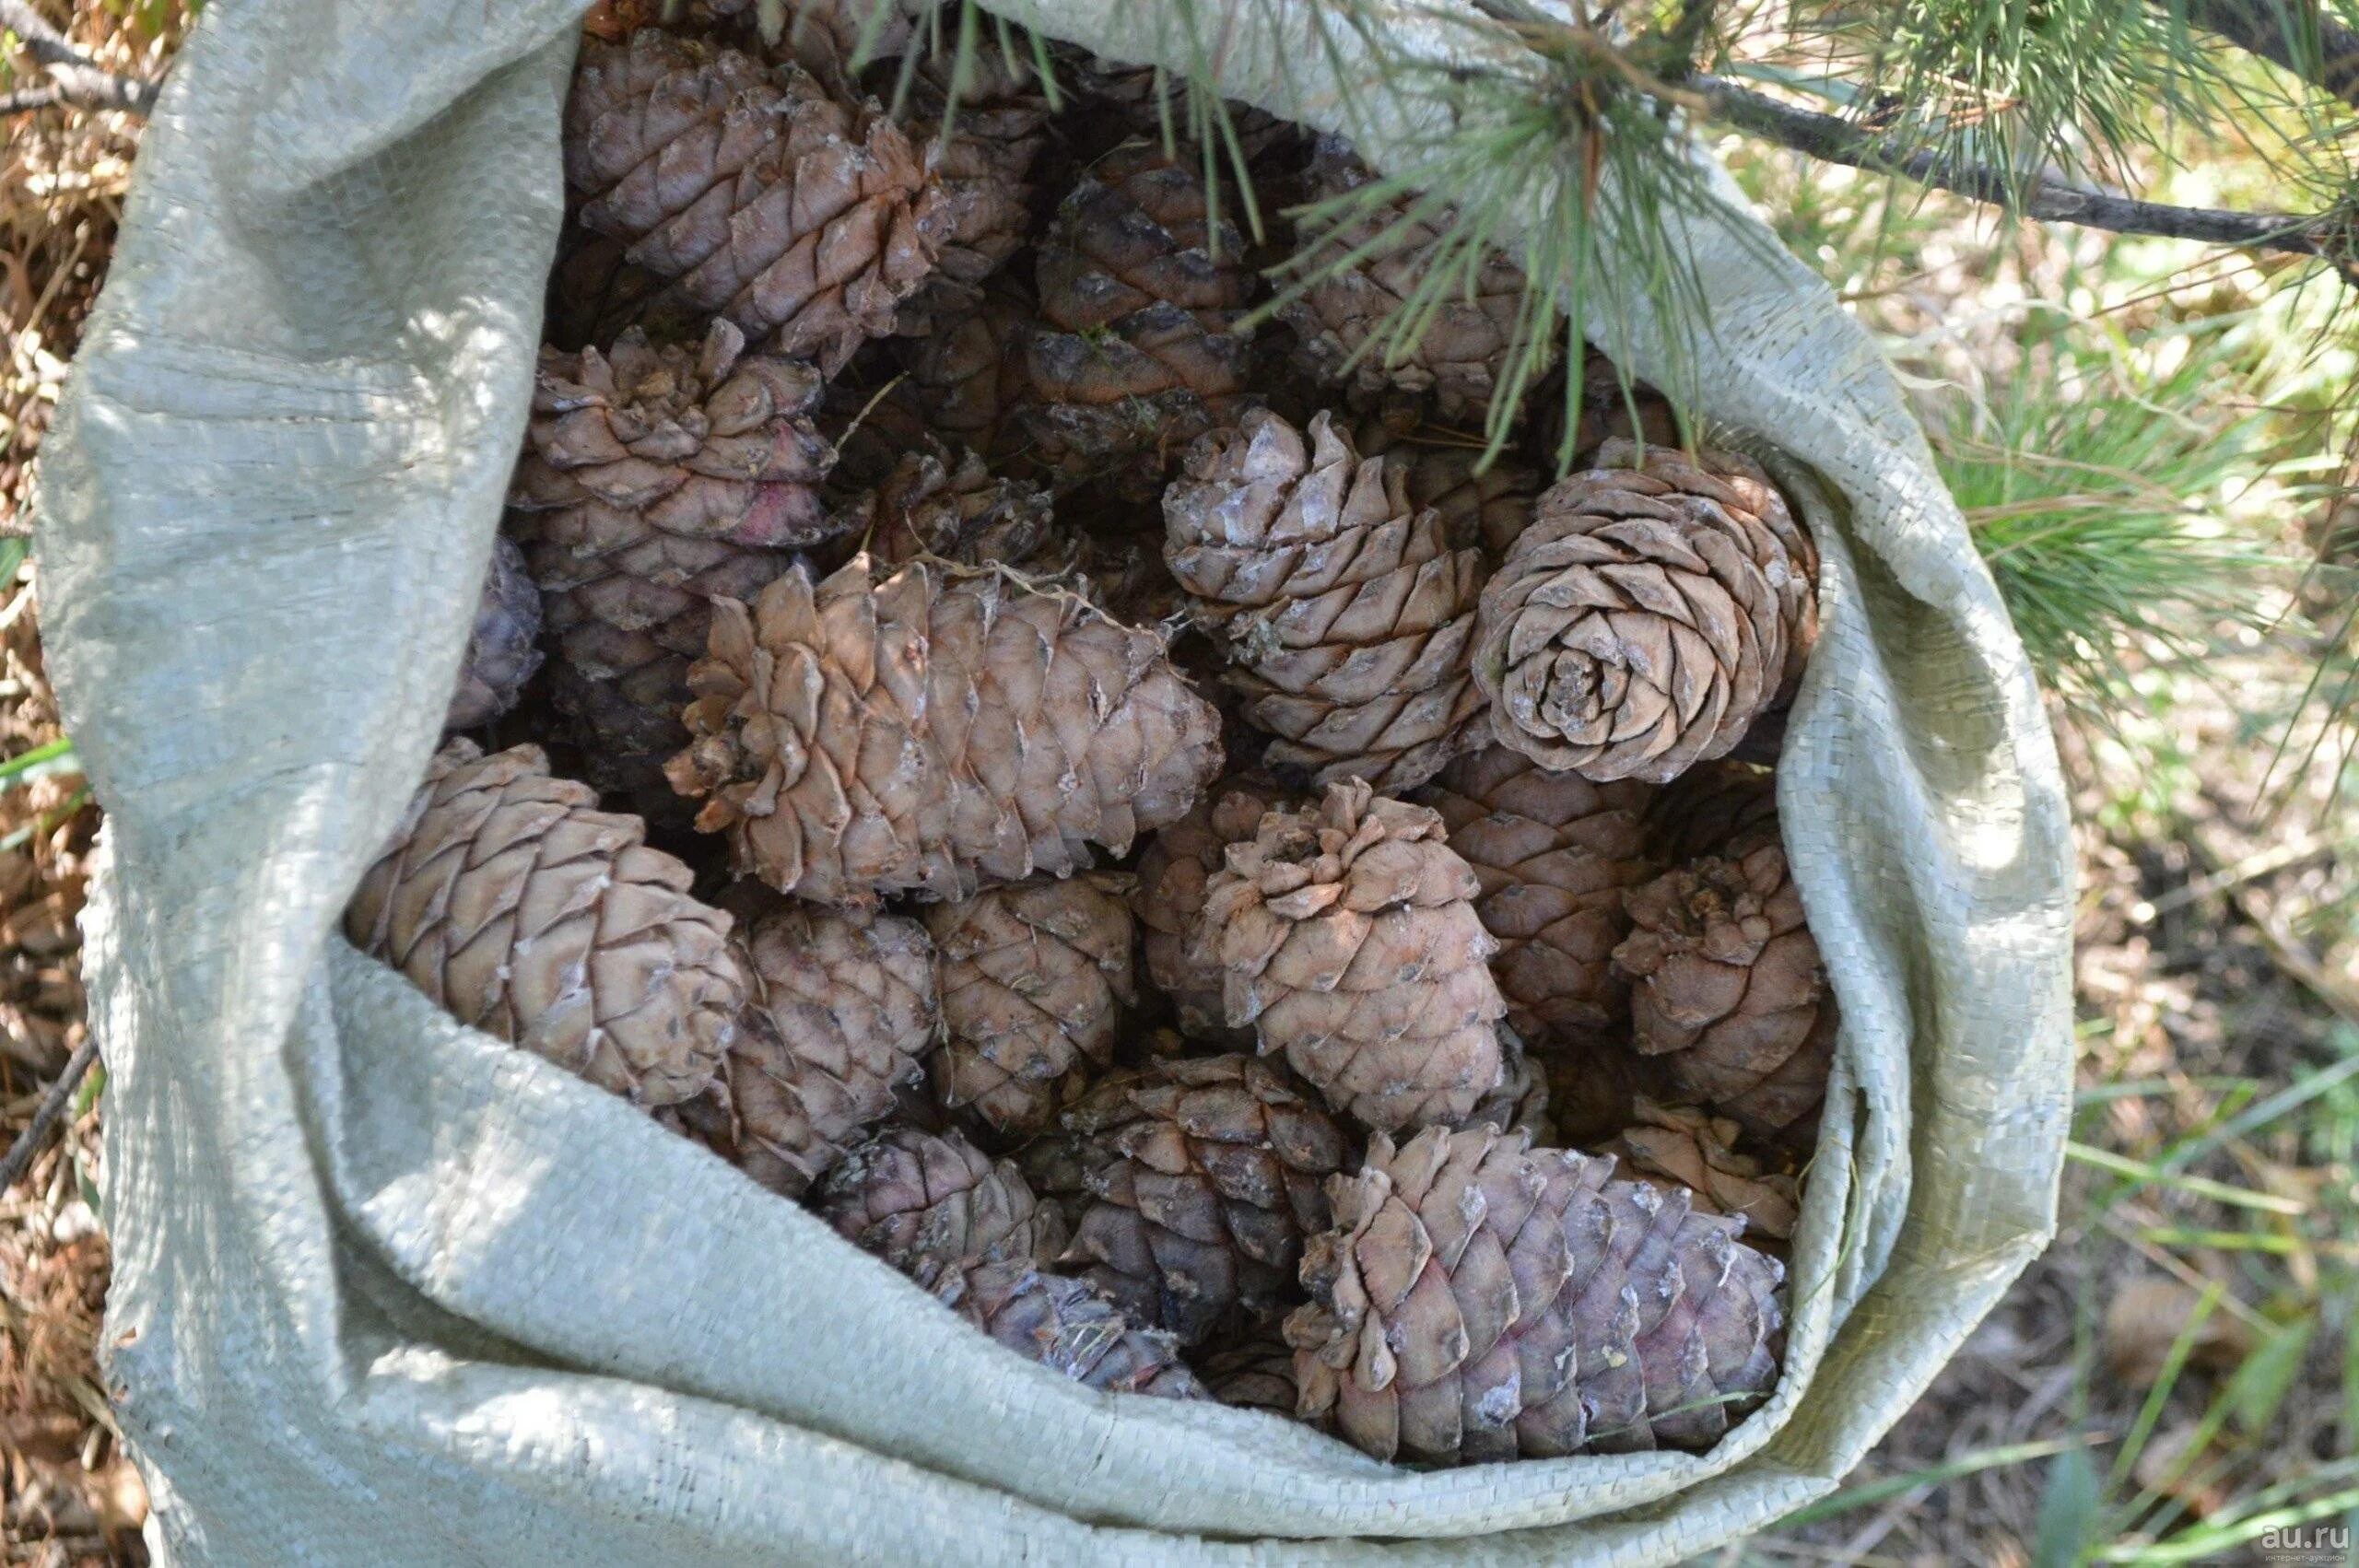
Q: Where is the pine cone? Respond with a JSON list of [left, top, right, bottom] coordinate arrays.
[[1131, 773, 1286, 1042], [1200, 780, 1506, 1134], [1601, 1100, 1801, 1245], [816, 1125, 1067, 1273], [719, 898, 938, 1196], [1197, 1325, 1298, 1414], [861, 439, 1055, 568], [346, 741, 739, 1106], [1354, 418, 1540, 559], [1279, 136, 1553, 425], [1286, 1124, 1784, 1463], [565, 31, 945, 374], [667, 556, 1224, 906], [921, 1256, 1207, 1398], [904, 278, 1037, 468], [895, 48, 1051, 330], [720, 0, 922, 83], [1648, 758, 1779, 864], [508, 322, 834, 815], [1613, 844, 1836, 1140], [1163, 409, 1487, 791], [1057, 1054, 1350, 1345], [1024, 140, 1259, 495], [927, 872, 1137, 1139], [1417, 744, 1655, 1051], [1472, 439, 1817, 784], [444, 534, 544, 731]]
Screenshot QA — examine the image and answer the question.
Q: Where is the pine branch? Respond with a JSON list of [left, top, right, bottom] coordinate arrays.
[[0, 0, 158, 115], [1693, 75, 2352, 264], [2170, 0, 2359, 109]]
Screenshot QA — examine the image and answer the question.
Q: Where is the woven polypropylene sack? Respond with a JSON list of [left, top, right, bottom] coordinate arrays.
[[35, 0, 2074, 1560]]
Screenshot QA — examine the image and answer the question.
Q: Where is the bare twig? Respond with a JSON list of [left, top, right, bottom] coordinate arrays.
[[0, 0, 159, 115], [0, 1033, 99, 1196], [1692, 75, 2353, 265], [2171, 0, 2359, 110]]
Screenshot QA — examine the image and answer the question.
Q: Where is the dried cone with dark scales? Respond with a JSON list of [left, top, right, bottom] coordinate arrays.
[[895, 47, 1052, 331], [1057, 1054, 1351, 1346], [1602, 1100, 1801, 1246], [927, 872, 1136, 1139], [346, 741, 739, 1107], [508, 322, 834, 815], [921, 1256, 1207, 1398], [860, 439, 1055, 568], [903, 278, 1037, 469], [1354, 418, 1542, 559], [1025, 139, 1259, 495], [1164, 409, 1488, 792], [1286, 1124, 1785, 1463], [712, 898, 939, 1197], [1473, 439, 1818, 784], [1198, 1325, 1299, 1414], [444, 533, 544, 731], [1132, 773, 1288, 1043], [816, 1125, 1067, 1274], [1280, 136, 1555, 426], [1200, 780, 1506, 1134], [1648, 758, 1780, 864], [1613, 842, 1836, 1141], [1418, 745, 1655, 1053], [564, 30, 945, 374], [666, 555, 1224, 907]]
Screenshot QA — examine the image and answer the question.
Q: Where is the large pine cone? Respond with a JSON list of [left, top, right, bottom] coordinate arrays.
[[920, 1256, 1207, 1398], [1164, 409, 1487, 792], [816, 1125, 1066, 1274], [346, 741, 739, 1107], [1024, 140, 1259, 495], [712, 899, 938, 1196], [926, 872, 1136, 1139], [1601, 1100, 1801, 1246], [565, 31, 945, 374], [1279, 136, 1553, 426], [666, 556, 1224, 906], [444, 534, 544, 731], [1613, 842, 1836, 1141], [1131, 773, 1286, 1042], [860, 439, 1055, 568], [1057, 1054, 1351, 1345], [1473, 439, 1818, 784], [1418, 745, 1655, 1052], [508, 322, 831, 815], [1200, 780, 1506, 1134], [1286, 1124, 1785, 1463]]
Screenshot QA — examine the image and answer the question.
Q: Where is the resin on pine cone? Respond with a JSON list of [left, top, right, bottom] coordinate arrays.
[[1602, 1099, 1801, 1245], [1613, 842, 1836, 1141], [565, 30, 945, 373], [346, 741, 738, 1107], [1024, 139, 1259, 495], [816, 1125, 1066, 1274], [716, 898, 939, 1196], [926, 872, 1137, 1139], [1164, 409, 1488, 792], [1132, 773, 1287, 1042], [666, 555, 1224, 907], [1057, 1054, 1351, 1345], [1199, 779, 1506, 1134], [921, 1256, 1207, 1398], [1417, 744, 1655, 1051], [1280, 136, 1553, 425], [1473, 439, 1818, 784], [444, 533, 544, 731], [1286, 1124, 1784, 1463]]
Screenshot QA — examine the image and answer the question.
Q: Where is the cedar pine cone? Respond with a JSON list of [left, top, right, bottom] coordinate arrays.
[[1647, 758, 1780, 864], [1131, 772, 1288, 1043], [860, 439, 1056, 568], [1199, 779, 1507, 1134], [444, 534, 544, 731], [1353, 418, 1541, 560], [1286, 1124, 1785, 1463], [1024, 140, 1259, 495], [895, 48, 1051, 331], [1197, 1325, 1299, 1415], [1613, 843, 1836, 1141], [816, 1125, 1067, 1274], [926, 872, 1137, 1139], [666, 555, 1224, 907], [1455, 1025, 1554, 1143], [1472, 439, 1817, 784], [920, 1256, 1208, 1398], [565, 31, 945, 374], [346, 741, 739, 1107], [1163, 409, 1488, 792], [903, 277, 1038, 470], [1601, 1099, 1801, 1245], [1417, 744, 1656, 1052], [1057, 1053, 1351, 1345]]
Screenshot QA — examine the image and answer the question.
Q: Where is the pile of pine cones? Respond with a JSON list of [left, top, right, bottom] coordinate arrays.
[[346, 0, 1833, 1468]]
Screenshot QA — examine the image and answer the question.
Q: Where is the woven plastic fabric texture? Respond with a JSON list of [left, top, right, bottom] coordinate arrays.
[[36, 0, 2075, 1561]]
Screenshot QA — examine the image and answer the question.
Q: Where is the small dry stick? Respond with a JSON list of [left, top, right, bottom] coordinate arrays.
[[0, 1033, 100, 1195]]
